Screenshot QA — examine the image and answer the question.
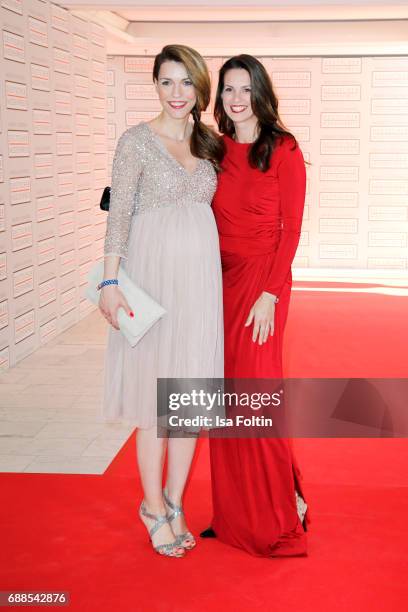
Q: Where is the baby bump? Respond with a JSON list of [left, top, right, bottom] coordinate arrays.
[[125, 204, 222, 306], [128, 204, 220, 266]]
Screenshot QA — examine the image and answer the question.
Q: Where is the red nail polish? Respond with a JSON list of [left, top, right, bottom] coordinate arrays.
[[130, 311, 134, 317]]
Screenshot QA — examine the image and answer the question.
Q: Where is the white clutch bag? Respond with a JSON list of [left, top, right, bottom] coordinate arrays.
[[84, 260, 166, 347]]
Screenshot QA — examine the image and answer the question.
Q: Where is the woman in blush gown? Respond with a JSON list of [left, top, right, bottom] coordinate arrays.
[[202, 55, 310, 557], [99, 45, 223, 558]]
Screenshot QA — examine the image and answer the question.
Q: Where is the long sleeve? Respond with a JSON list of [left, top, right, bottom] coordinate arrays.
[[103, 127, 143, 259], [263, 140, 306, 297]]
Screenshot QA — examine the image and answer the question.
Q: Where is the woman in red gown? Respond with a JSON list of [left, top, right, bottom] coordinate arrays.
[[202, 55, 311, 557]]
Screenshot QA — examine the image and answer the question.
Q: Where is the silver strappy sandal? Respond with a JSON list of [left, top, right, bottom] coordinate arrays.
[[139, 500, 185, 558], [163, 489, 196, 550], [295, 490, 308, 524]]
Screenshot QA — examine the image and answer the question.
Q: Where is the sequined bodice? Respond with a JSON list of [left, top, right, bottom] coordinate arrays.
[[104, 122, 218, 259]]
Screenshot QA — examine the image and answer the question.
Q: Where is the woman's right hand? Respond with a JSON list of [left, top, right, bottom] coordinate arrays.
[[98, 285, 134, 330]]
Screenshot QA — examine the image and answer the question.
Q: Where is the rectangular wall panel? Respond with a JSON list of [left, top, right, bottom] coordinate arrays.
[[0, 1, 107, 370]]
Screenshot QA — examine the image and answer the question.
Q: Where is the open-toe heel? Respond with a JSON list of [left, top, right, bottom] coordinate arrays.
[[163, 489, 196, 550], [139, 501, 186, 558], [295, 490, 308, 528]]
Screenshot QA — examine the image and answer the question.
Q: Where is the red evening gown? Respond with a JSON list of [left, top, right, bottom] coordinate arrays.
[[208, 133, 311, 557]]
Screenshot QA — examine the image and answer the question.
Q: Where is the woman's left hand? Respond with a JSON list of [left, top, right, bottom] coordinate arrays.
[[245, 292, 278, 345]]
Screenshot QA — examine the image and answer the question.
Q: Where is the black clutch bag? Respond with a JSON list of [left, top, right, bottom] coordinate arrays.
[[100, 186, 110, 211]]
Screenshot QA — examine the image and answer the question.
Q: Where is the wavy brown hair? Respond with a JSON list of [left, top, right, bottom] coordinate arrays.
[[214, 54, 304, 172], [153, 44, 223, 171]]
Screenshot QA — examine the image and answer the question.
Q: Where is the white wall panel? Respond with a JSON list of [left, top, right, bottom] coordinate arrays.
[[0, 0, 107, 370]]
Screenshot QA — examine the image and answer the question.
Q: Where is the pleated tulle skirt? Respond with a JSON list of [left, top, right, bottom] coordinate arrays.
[[101, 203, 224, 429]]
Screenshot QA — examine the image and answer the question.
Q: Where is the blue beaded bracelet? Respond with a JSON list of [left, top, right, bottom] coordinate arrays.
[[97, 278, 118, 291]]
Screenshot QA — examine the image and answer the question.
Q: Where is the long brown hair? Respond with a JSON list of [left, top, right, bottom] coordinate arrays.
[[214, 54, 301, 172], [153, 44, 223, 171]]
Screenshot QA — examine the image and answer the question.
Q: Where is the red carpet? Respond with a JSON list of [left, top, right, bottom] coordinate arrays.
[[1, 288, 408, 611]]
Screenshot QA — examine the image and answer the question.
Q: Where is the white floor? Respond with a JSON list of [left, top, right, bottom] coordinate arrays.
[[0, 310, 135, 474]]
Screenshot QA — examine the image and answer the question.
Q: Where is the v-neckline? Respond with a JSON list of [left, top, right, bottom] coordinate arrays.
[[143, 121, 202, 177]]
